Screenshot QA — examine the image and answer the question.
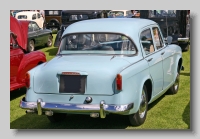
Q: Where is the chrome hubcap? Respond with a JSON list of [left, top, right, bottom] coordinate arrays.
[[139, 89, 147, 118], [29, 40, 34, 51]]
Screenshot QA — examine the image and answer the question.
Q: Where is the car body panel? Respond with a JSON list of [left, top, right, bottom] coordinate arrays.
[[10, 16, 28, 50]]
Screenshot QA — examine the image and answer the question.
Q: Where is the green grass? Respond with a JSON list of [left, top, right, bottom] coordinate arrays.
[[10, 39, 190, 129]]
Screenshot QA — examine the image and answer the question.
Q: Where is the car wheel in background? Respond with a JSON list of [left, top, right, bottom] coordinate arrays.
[[47, 113, 66, 123], [28, 40, 35, 52], [46, 34, 53, 47], [129, 85, 148, 126]]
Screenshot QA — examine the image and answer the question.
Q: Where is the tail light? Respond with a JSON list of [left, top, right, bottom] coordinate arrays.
[[116, 74, 122, 90], [25, 72, 30, 88]]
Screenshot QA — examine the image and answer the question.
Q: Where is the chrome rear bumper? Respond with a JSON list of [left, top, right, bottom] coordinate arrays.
[[20, 97, 134, 118]]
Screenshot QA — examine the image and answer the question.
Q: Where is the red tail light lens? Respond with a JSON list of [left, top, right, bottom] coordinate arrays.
[[25, 73, 30, 88], [116, 74, 122, 90]]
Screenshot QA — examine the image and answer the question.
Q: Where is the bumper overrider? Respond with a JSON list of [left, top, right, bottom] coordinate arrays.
[[20, 97, 134, 118]]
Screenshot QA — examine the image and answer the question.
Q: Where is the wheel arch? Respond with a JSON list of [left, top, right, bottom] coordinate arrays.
[[178, 58, 183, 73], [17, 51, 47, 83], [143, 79, 153, 103]]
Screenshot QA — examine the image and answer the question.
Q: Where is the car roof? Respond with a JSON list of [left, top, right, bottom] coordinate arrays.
[[63, 18, 157, 37], [16, 11, 39, 16]]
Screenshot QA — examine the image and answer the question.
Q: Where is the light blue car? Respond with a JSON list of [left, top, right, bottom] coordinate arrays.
[[20, 18, 184, 126]]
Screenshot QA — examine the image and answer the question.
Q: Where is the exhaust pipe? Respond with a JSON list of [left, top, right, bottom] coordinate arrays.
[[45, 111, 53, 116], [90, 113, 99, 118]]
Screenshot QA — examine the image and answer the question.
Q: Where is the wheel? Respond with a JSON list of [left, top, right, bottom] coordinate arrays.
[[167, 70, 180, 95], [28, 40, 35, 52], [46, 35, 53, 47], [129, 85, 148, 126], [47, 113, 66, 123]]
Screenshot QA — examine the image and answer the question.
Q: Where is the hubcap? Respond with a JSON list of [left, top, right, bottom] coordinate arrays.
[[29, 40, 34, 51], [139, 89, 147, 118]]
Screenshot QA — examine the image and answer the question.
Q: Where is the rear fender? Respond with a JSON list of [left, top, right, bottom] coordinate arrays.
[[17, 51, 46, 83], [127, 74, 153, 114]]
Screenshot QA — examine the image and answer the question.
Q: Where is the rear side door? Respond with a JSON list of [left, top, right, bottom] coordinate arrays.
[[152, 26, 175, 89], [140, 27, 164, 96]]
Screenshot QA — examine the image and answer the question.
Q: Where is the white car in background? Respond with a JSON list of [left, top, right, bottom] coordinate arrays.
[[15, 11, 44, 28]]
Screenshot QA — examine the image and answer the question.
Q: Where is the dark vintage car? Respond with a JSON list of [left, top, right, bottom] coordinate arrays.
[[54, 10, 103, 47], [21, 20, 53, 52], [45, 10, 62, 33], [10, 16, 47, 91], [140, 10, 190, 51]]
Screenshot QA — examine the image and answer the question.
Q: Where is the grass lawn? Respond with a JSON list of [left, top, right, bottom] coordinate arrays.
[[10, 36, 190, 129]]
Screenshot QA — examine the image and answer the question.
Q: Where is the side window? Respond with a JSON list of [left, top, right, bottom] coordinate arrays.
[[126, 11, 132, 16], [37, 13, 40, 18], [32, 22, 40, 31], [152, 27, 164, 50], [28, 22, 33, 32], [140, 28, 155, 55], [32, 14, 36, 20]]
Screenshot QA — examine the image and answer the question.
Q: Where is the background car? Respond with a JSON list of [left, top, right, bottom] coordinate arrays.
[[45, 10, 62, 33], [140, 10, 190, 51], [15, 11, 44, 28], [12, 10, 22, 17], [54, 10, 103, 47], [108, 10, 133, 18], [24, 20, 53, 52], [20, 18, 183, 126], [10, 16, 47, 91]]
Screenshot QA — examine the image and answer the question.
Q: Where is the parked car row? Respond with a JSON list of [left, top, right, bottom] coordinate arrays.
[[12, 15, 184, 126], [13, 11, 53, 52]]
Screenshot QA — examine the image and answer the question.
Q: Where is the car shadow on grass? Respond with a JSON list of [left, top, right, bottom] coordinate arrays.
[[148, 93, 166, 111], [10, 113, 132, 129], [182, 101, 190, 129], [10, 87, 26, 101], [34, 45, 47, 51], [180, 72, 190, 76]]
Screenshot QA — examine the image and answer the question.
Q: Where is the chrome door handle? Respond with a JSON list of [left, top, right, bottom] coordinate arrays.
[[147, 58, 153, 62], [161, 52, 165, 55]]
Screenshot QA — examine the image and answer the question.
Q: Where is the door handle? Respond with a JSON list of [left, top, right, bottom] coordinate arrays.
[[147, 58, 153, 62], [161, 51, 165, 55]]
